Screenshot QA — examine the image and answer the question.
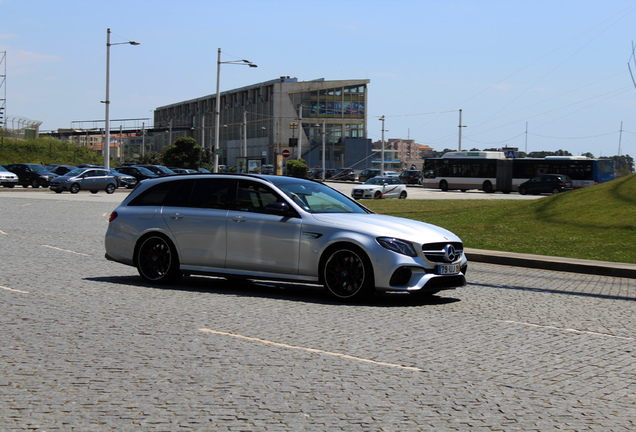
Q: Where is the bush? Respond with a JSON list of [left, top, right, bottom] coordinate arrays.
[[286, 159, 308, 178]]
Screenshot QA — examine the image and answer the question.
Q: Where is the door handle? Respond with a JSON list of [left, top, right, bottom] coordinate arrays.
[[169, 213, 184, 220]]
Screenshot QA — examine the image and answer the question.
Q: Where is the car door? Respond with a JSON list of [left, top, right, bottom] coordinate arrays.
[[161, 178, 231, 269], [225, 179, 302, 275]]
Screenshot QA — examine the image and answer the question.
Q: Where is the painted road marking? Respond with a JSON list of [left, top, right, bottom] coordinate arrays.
[[199, 328, 425, 372]]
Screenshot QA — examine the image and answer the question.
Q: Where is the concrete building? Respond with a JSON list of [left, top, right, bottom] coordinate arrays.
[[153, 77, 371, 171]]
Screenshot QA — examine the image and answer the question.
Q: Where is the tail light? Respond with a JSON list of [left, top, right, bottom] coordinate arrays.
[[108, 211, 118, 222]]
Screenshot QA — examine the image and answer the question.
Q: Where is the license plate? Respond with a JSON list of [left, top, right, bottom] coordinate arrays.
[[437, 264, 460, 275]]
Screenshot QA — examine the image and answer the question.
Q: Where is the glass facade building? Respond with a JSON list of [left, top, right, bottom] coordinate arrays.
[[153, 77, 370, 168]]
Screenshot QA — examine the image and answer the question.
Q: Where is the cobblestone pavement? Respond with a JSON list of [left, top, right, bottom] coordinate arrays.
[[1, 194, 635, 431]]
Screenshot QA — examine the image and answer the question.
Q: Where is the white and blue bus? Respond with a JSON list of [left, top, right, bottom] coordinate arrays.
[[421, 151, 615, 193]]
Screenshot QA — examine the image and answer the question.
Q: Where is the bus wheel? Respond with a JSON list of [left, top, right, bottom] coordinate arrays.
[[482, 181, 493, 193], [439, 180, 449, 191]]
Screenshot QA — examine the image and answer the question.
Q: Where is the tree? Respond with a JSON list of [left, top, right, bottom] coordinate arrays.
[[286, 159, 308, 178], [137, 151, 163, 165], [161, 137, 202, 169]]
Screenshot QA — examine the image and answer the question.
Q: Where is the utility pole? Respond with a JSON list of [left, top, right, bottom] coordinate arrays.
[[458, 109, 466, 151]]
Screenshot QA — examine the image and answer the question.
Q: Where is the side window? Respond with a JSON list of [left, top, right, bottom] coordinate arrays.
[[234, 180, 282, 213], [129, 179, 192, 207], [189, 178, 231, 209]]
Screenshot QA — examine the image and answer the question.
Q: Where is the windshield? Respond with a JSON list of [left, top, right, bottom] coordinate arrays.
[[0, 166, 9, 173], [30, 165, 51, 173], [137, 167, 155, 175], [365, 177, 391, 185], [277, 181, 369, 214]]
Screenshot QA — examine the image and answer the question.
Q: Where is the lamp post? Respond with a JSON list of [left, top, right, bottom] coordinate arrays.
[[214, 48, 257, 173], [379, 115, 385, 176], [103, 28, 139, 170]]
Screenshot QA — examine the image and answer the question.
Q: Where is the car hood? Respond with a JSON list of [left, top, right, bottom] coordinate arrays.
[[309, 213, 461, 244]]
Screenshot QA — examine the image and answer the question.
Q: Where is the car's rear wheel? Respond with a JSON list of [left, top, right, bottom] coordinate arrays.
[[136, 234, 181, 284], [399, 191, 407, 199], [321, 246, 374, 301], [106, 184, 116, 194], [70, 183, 80, 194], [91, 190, 98, 194], [518, 187, 527, 195]]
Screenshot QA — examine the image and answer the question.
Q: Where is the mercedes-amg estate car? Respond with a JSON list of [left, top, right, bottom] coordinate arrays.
[[104, 174, 467, 301]]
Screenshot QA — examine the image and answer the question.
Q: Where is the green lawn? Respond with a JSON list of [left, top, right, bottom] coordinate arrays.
[[363, 173, 636, 264]]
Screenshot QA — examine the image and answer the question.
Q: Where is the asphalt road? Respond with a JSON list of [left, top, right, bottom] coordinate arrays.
[[1, 188, 635, 431]]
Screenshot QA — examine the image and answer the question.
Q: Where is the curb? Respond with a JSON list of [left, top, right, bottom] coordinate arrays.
[[465, 248, 636, 279]]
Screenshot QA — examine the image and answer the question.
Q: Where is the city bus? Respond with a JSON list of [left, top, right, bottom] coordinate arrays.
[[421, 151, 615, 193]]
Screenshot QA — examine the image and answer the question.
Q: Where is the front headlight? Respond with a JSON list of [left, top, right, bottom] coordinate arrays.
[[377, 237, 417, 257]]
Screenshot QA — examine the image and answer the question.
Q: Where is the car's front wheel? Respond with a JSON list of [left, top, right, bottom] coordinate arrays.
[[135, 234, 181, 284], [321, 246, 374, 301], [70, 183, 80, 194], [518, 187, 527, 195]]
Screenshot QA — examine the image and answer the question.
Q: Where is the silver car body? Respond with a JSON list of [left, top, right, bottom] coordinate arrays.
[[49, 168, 117, 193], [0, 165, 19, 187], [351, 176, 407, 199], [105, 174, 466, 298]]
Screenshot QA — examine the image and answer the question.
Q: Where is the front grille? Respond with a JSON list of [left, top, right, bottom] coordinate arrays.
[[422, 242, 463, 263]]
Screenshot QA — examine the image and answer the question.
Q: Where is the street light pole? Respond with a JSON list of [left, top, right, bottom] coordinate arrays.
[[102, 28, 139, 170], [213, 48, 257, 173], [379, 115, 385, 176]]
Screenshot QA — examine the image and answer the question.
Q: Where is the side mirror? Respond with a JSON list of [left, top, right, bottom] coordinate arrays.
[[265, 202, 296, 217]]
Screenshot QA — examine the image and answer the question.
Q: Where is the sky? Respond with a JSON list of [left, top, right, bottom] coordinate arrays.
[[2, 0, 636, 157]]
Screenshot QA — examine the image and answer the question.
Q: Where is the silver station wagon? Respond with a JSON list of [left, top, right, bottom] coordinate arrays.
[[104, 174, 467, 301]]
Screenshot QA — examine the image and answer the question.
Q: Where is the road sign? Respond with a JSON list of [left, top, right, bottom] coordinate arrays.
[[282, 149, 290, 158]]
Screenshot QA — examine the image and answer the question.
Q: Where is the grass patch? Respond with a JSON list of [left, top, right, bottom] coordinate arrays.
[[364, 174, 636, 264]]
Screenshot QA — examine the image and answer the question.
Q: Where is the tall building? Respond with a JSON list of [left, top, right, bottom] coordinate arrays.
[[153, 77, 371, 169]]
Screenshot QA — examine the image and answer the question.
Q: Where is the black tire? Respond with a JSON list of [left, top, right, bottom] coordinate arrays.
[[3, 184, 15, 188], [91, 190, 98, 194], [552, 188, 560, 194], [399, 191, 407, 199], [439, 180, 449, 191], [135, 234, 181, 284], [374, 191, 382, 199], [31, 179, 39, 188], [321, 246, 374, 301], [483, 181, 493, 193], [70, 183, 80, 194], [106, 184, 116, 194], [518, 187, 527, 195], [54, 190, 63, 194]]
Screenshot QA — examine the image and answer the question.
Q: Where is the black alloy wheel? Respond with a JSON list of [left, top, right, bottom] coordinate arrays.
[[136, 235, 181, 284], [322, 246, 373, 301]]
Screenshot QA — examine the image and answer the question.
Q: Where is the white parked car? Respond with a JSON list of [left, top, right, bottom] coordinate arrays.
[[383, 171, 400, 177], [0, 165, 19, 188], [351, 176, 407, 200], [105, 174, 466, 301]]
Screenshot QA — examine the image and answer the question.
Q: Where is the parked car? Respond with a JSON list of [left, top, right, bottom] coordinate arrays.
[[109, 168, 138, 189], [358, 168, 380, 182], [105, 174, 467, 301], [518, 174, 574, 195], [49, 168, 117, 194], [351, 176, 408, 200], [114, 166, 159, 182], [0, 165, 19, 188], [168, 167, 197, 174], [383, 171, 400, 177], [4, 163, 57, 188], [135, 164, 176, 177], [46, 164, 77, 176], [332, 168, 356, 181], [399, 169, 422, 184]]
